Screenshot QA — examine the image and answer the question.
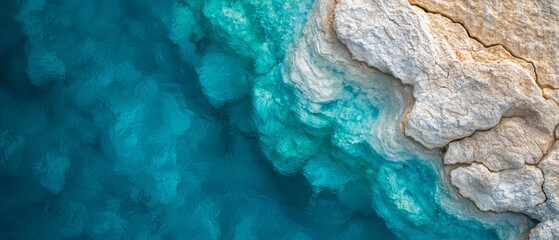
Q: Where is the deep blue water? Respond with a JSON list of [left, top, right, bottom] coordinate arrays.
[[0, 0, 501, 239]]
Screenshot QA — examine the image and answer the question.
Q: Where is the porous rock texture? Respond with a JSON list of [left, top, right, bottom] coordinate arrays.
[[332, 0, 559, 239], [450, 163, 546, 213], [408, 0, 559, 91], [529, 219, 559, 240], [445, 117, 553, 171]]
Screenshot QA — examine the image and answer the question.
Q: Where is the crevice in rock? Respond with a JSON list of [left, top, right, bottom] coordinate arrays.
[[536, 165, 549, 205], [538, 141, 557, 166], [442, 116, 509, 152], [537, 142, 556, 205], [407, 2, 545, 92]]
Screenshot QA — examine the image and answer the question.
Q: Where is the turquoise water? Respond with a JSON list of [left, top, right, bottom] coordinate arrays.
[[0, 0, 504, 239]]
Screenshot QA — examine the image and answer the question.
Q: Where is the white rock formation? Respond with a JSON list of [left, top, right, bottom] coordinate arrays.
[[408, 0, 559, 90], [334, 0, 557, 149], [445, 117, 554, 171], [530, 219, 559, 240], [450, 163, 546, 212], [331, 0, 559, 239]]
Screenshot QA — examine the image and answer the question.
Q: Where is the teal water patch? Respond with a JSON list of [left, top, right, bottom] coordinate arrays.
[[0, 0, 396, 239], [0, 0, 505, 239]]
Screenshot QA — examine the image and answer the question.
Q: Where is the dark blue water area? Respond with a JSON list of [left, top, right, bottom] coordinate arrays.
[[0, 0, 397, 239]]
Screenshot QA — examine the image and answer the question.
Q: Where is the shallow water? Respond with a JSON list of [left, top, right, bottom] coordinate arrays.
[[0, 0, 501, 239]]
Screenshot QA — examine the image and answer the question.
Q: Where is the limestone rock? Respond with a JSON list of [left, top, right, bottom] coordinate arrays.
[[333, 0, 557, 149], [333, 0, 559, 233], [450, 163, 546, 213], [409, 0, 559, 89], [543, 88, 559, 105], [310, 0, 559, 237], [445, 117, 554, 171], [530, 220, 559, 240], [333, 0, 437, 85]]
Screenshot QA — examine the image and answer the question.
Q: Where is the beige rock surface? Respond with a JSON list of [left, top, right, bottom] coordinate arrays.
[[450, 163, 546, 212], [409, 0, 559, 89], [543, 88, 559, 105], [530, 219, 559, 240], [334, 0, 558, 149], [445, 117, 554, 171], [332, 0, 559, 238]]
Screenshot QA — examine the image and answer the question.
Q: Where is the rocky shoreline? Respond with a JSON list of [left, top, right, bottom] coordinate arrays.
[[288, 0, 559, 238]]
